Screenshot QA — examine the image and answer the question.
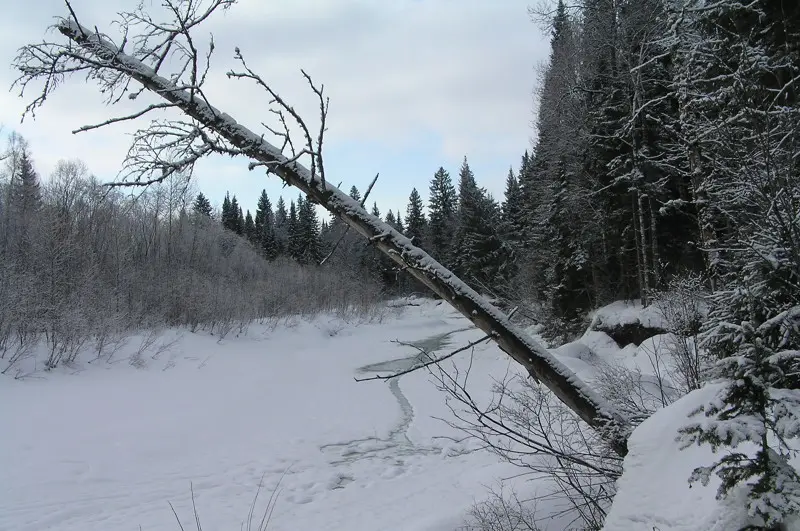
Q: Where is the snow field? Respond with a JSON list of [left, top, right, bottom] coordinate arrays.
[[0, 301, 524, 531], [4, 298, 784, 531]]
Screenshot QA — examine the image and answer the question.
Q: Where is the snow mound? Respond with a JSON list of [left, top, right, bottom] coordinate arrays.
[[588, 300, 667, 346], [589, 300, 667, 330], [603, 383, 800, 531], [552, 340, 596, 363]]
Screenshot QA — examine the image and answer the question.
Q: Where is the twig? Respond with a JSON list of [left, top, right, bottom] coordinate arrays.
[[355, 334, 492, 382], [169, 501, 186, 531], [320, 172, 380, 265], [301, 68, 329, 186], [191, 483, 203, 531], [72, 103, 177, 134], [361, 172, 380, 205]]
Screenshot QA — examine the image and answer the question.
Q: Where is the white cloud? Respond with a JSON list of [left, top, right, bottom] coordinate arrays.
[[0, 0, 548, 210]]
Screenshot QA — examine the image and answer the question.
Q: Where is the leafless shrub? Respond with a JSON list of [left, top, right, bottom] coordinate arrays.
[[170, 471, 284, 531], [129, 350, 147, 369], [590, 276, 709, 423], [460, 486, 542, 531], [92, 324, 130, 364], [151, 333, 182, 360], [123, 327, 161, 368], [136, 327, 163, 358], [652, 274, 709, 392], [0, 268, 39, 370], [212, 317, 235, 340], [0, 327, 37, 375], [428, 356, 621, 531], [592, 354, 679, 425], [236, 316, 251, 336], [44, 308, 91, 368]]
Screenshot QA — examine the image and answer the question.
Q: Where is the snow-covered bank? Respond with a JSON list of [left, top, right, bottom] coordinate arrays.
[[603, 383, 800, 531], [0, 300, 528, 531]]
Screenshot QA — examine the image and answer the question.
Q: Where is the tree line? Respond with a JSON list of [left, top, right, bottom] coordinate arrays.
[[0, 133, 383, 372], [203, 155, 516, 299]]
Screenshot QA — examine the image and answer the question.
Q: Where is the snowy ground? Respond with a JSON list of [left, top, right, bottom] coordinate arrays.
[[6, 298, 779, 531], [0, 300, 536, 531]]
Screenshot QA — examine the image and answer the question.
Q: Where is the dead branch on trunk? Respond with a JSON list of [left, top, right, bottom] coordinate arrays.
[[321, 172, 380, 266], [356, 308, 519, 382], [12, 0, 630, 456], [354, 334, 492, 382]]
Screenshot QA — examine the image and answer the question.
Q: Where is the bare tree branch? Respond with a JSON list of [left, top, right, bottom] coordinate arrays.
[[354, 334, 492, 382], [320, 172, 380, 266], [71, 102, 178, 133]]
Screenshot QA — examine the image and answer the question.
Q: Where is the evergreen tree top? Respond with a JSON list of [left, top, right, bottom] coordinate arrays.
[[193, 192, 213, 217], [429, 166, 457, 219], [257, 189, 271, 210]]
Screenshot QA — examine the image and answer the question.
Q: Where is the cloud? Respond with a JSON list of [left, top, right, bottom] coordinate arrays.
[[0, 0, 548, 213]]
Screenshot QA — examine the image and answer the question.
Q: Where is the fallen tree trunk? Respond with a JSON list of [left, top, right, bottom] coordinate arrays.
[[15, 9, 630, 456]]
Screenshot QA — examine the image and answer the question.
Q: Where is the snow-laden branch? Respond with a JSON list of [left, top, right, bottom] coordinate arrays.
[[12, 2, 631, 455]]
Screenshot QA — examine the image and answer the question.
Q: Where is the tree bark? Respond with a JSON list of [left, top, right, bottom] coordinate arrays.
[[52, 19, 630, 456], [637, 191, 650, 306], [649, 196, 659, 289]]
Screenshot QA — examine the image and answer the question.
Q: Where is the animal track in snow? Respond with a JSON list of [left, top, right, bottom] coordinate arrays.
[[317, 327, 471, 490]]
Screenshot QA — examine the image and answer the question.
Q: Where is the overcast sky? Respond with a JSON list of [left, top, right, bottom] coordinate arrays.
[[1, 0, 548, 217]]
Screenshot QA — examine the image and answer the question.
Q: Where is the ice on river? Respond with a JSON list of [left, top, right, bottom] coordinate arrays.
[[0, 301, 534, 531]]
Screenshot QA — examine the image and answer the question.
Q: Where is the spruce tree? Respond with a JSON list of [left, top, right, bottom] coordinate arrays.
[[520, 0, 611, 320], [243, 210, 256, 243], [452, 158, 514, 291], [516, 150, 534, 234], [500, 167, 524, 247], [236, 204, 244, 236], [287, 199, 300, 260], [404, 188, 426, 248], [11, 150, 41, 211], [221, 192, 241, 233], [453, 157, 481, 276], [600, 0, 699, 303], [427, 166, 458, 267], [254, 190, 270, 239], [394, 210, 404, 234], [545, 168, 592, 325], [367, 201, 391, 286], [192, 192, 213, 218], [297, 195, 322, 265], [679, 209, 800, 525], [221, 192, 231, 227], [8, 147, 41, 263], [274, 196, 289, 256], [385, 210, 397, 228], [673, 0, 800, 288], [254, 190, 278, 260]]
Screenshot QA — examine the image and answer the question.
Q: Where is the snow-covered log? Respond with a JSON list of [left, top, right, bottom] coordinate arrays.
[[15, 8, 630, 455]]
